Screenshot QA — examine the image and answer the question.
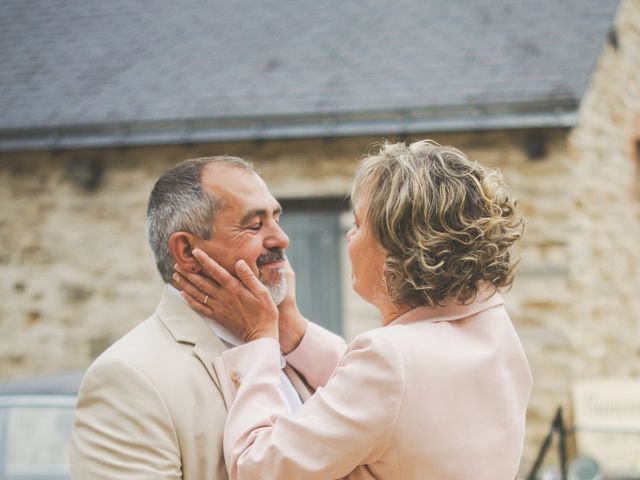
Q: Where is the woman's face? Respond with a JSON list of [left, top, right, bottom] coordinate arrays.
[[346, 197, 387, 305]]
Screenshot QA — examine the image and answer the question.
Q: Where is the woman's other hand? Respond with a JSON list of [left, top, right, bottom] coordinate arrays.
[[277, 258, 307, 354], [173, 248, 278, 343]]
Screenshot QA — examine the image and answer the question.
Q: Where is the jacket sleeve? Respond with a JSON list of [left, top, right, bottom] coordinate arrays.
[[214, 332, 404, 480], [284, 320, 348, 389], [70, 359, 181, 480]]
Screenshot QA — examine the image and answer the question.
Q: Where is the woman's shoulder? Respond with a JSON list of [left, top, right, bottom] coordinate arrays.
[[348, 307, 492, 363], [336, 327, 407, 389], [351, 324, 395, 345], [347, 324, 410, 361]]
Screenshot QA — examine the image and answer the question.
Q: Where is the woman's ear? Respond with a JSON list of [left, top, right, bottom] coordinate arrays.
[[168, 232, 203, 274]]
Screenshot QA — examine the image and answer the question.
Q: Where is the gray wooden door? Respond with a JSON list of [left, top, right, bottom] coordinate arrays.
[[280, 210, 343, 335]]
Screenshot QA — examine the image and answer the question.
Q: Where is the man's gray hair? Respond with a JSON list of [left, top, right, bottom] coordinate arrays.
[[146, 156, 255, 283]]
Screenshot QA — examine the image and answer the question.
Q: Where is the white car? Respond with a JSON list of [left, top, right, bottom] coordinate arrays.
[[0, 372, 82, 480]]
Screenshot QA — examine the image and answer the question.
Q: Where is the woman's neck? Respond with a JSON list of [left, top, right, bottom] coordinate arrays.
[[378, 300, 412, 326]]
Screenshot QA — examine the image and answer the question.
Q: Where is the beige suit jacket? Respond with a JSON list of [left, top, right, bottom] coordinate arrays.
[[214, 292, 532, 480], [70, 286, 311, 479]]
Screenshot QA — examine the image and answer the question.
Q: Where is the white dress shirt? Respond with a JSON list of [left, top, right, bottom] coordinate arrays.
[[167, 284, 302, 413]]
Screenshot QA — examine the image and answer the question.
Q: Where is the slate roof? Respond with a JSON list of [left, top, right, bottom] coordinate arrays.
[[0, 0, 621, 150]]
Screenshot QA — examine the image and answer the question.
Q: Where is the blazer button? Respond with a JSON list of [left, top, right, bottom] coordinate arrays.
[[230, 371, 241, 389]]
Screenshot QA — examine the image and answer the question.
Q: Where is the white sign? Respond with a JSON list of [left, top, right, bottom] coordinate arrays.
[[572, 378, 640, 476]]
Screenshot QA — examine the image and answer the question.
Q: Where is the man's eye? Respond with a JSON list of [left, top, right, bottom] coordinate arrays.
[[248, 223, 262, 230]]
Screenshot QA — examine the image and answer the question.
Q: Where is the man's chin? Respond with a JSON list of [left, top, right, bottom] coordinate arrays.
[[258, 264, 285, 283], [262, 271, 287, 306]]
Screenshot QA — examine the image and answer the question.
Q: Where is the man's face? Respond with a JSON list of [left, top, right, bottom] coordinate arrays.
[[194, 165, 289, 304]]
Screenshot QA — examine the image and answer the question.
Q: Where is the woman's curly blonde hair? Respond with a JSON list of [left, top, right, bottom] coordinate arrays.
[[351, 140, 524, 308]]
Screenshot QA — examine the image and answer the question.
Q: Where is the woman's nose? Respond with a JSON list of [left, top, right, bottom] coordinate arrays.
[[346, 227, 355, 241]]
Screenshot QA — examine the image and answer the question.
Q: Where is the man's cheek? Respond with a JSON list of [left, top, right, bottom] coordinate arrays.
[[252, 262, 262, 278]]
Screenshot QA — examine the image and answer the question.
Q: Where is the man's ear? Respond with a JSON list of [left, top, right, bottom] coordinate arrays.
[[168, 232, 203, 274]]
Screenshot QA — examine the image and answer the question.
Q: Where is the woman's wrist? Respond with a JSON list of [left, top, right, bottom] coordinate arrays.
[[244, 325, 279, 343], [278, 309, 307, 354]]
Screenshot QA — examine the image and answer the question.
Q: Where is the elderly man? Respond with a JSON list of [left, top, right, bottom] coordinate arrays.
[[70, 156, 314, 479]]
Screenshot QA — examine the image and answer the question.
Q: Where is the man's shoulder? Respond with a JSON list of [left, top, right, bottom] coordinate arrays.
[[97, 312, 171, 363], [79, 290, 227, 404], [79, 313, 212, 402], [83, 317, 158, 379], [95, 288, 199, 364]]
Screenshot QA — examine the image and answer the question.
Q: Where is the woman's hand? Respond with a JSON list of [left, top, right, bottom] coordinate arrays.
[[276, 259, 307, 354], [173, 248, 278, 343]]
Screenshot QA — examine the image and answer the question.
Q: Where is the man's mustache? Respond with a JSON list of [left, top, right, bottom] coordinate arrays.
[[256, 249, 285, 266]]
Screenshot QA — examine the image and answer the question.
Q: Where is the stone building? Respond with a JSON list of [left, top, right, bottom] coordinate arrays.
[[1, 0, 639, 472]]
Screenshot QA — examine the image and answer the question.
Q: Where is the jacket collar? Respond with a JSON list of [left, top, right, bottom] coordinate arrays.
[[390, 289, 504, 326], [156, 286, 227, 392]]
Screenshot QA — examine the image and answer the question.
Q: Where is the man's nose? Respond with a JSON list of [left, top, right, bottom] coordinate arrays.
[[265, 221, 289, 250]]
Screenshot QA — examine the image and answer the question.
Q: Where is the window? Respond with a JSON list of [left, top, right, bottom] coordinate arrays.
[[279, 199, 347, 335]]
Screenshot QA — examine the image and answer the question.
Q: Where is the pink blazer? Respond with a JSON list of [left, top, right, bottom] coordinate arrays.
[[214, 293, 532, 480]]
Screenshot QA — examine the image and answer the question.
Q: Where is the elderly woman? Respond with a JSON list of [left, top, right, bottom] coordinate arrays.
[[175, 140, 532, 479]]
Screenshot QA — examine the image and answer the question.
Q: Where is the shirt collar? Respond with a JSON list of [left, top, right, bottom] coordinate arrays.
[[166, 284, 243, 347], [389, 288, 504, 326]]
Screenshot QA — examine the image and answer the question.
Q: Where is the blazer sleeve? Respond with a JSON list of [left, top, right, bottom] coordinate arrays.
[[70, 359, 181, 480], [214, 332, 404, 480], [284, 320, 348, 389]]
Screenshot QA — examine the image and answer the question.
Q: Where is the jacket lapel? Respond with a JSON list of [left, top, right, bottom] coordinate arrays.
[[156, 287, 227, 393], [157, 287, 315, 404]]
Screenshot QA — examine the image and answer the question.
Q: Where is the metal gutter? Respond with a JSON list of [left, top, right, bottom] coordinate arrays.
[[0, 107, 578, 152]]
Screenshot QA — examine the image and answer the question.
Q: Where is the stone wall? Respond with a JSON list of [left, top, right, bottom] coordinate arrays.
[[0, 137, 379, 380], [519, 0, 640, 468], [568, 0, 640, 381], [515, 0, 640, 469], [0, 126, 635, 473], [0, 130, 570, 474], [0, 131, 567, 368]]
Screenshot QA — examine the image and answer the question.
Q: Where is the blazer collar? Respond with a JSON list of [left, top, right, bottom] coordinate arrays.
[[390, 289, 504, 326], [156, 286, 227, 392]]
